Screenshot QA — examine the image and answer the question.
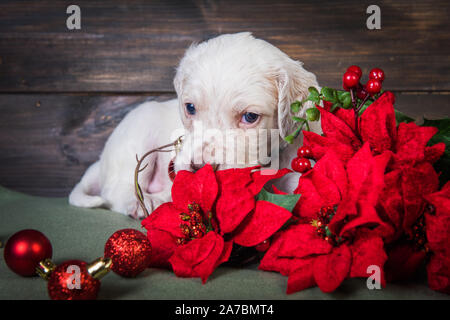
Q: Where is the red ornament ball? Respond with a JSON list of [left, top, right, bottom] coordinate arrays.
[[343, 71, 360, 89], [291, 157, 312, 173], [366, 79, 382, 95], [255, 239, 271, 252], [104, 229, 152, 277], [4, 229, 52, 276], [297, 146, 313, 159], [368, 68, 385, 82], [346, 65, 362, 79], [47, 260, 100, 300]]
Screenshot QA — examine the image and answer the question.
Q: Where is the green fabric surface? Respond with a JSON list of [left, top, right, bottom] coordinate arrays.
[[0, 186, 449, 300]]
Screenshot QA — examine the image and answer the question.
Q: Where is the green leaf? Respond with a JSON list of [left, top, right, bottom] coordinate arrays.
[[336, 90, 349, 102], [284, 135, 294, 144], [423, 118, 450, 185], [306, 108, 320, 121], [342, 95, 352, 109], [290, 101, 301, 113], [321, 87, 337, 103], [307, 87, 320, 103], [292, 116, 304, 122], [257, 188, 301, 213], [308, 86, 319, 96], [329, 102, 341, 113], [395, 110, 415, 124]]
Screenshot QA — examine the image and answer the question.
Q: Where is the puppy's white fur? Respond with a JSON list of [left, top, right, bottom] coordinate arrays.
[[69, 32, 320, 218]]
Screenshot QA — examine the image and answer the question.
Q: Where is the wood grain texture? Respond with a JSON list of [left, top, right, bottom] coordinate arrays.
[[0, 0, 449, 92], [0, 93, 448, 197], [0, 94, 174, 196]]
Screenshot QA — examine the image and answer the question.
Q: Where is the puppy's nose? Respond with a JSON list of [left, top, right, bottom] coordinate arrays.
[[190, 162, 219, 172]]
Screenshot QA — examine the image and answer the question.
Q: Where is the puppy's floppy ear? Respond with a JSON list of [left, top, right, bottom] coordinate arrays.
[[276, 58, 319, 145]]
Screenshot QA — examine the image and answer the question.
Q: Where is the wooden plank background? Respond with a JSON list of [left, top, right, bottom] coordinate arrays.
[[0, 0, 449, 196]]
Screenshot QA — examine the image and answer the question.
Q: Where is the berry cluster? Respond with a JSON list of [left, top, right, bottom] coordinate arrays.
[[177, 203, 211, 245], [343, 65, 385, 96], [311, 205, 342, 246], [291, 146, 313, 173]]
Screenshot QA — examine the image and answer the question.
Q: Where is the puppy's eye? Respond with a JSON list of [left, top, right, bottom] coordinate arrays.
[[185, 103, 196, 115], [241, 112, 259, 124]]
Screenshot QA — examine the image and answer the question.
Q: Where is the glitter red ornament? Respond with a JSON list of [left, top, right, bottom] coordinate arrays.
[[104, 229, 152, 277], [4, 229, 52, 276], [43, 257, 112, 300]]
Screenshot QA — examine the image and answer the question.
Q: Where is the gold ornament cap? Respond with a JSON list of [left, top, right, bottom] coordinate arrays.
[[36, 258, 56, 280], [87, 257, 112, 280]]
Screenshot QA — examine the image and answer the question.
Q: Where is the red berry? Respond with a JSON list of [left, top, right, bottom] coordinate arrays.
[[255, 239, 271, 252], [297, 146, 312, 158], [291, 157, 311, 173], [356, 84, 367, 99], [368, 68, 385, 82], [343, 71, 360, 89], [366, 79, 382, 95], [346, 65, 362, 79]]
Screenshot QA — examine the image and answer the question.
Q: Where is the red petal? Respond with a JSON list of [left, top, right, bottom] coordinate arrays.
[[250, 168, 291, 195], [233, 201, 292, 247], [318, 106, 361, 151], [294, 171, 327, 219], [286, 258, 316, 294], [393, 122, 439, 168], [360, 91, 397, 155], [424, 182, 450, 257], [295, 151, 347, 219], [145, 228, 178, 268], [349, 229, 387, 287], [278, 224, 332, 258], [258, 232, 287, 274], [215, 167, 256, 234], [425, 142, 446, 163], [312, 151, 348, 198], [402, 162, 439, 233], [427, 254, 450, 294], [385, 242, 427, 282], [339, 202, 394, 238], [376, 170, 404, 242], [313, 244, 352, 293], [169, 231, 225, 283], [272, 185, 288, 195], [215, 241, 233, 268], [347, 144, 390, 206], [141, 202, 185, 238], [303, 131, 356, 163], [334, 108, 357, 131], [331, 144, 390, 233], [171, 164, 218, 213]]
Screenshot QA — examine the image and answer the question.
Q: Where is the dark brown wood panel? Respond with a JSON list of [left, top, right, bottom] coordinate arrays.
[[0, 94, 174, 196], [0, 92, 448, 197], [0, 0, 449, 92]]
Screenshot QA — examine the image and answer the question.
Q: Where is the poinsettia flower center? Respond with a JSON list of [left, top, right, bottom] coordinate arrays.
[[311, 205, 343, 246], [177, 202, 213, 245], [408, 210, 430, 253]]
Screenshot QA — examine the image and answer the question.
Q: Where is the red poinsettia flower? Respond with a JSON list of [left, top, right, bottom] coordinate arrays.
[[260, 147, 389, 293], [142, 164, 292, 283], [424, 182, 450, 294], [377, 161, 440, 282], [303, 91, 445, 169]]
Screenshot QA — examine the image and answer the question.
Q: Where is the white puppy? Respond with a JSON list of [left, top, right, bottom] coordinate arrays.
[[69, 32, 320, 218]]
